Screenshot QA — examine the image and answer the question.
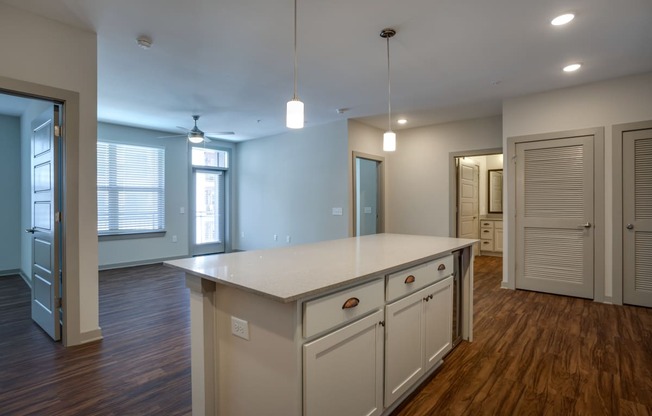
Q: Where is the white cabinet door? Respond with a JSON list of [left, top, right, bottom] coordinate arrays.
[[384, 288, 427, 407], [424, 277, 453, 371], [495, 228, 504, 252], [304, 310, 384, 416]]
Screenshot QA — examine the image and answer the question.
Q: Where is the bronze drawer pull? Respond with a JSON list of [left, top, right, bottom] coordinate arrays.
[[437, 264, 446, 271], [404, 275, 416, 284], [342, 297, 360, 309]]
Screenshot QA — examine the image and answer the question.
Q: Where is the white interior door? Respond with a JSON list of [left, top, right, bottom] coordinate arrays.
[[457, 159, 479, 251], [515, 136, 594, 299], [623, 128, 652, 307], [356, 157, 379, 236], [29, 105, 61, 340]]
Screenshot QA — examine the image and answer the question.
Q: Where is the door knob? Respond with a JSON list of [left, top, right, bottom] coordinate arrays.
[[581, 222, 591, 228], [626, 224, 634, 230], [25, 227, 36, 234]]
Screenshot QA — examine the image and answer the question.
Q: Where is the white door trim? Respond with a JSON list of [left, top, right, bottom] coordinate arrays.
[[612, 120, 652, 305], [506, 128, 605, 300]]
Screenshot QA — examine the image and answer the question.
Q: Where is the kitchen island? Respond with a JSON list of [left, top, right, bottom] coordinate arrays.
[[166, 233, 476, 416]]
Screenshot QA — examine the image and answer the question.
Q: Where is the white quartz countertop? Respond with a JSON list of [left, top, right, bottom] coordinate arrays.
[[165, 233, 476, 303]]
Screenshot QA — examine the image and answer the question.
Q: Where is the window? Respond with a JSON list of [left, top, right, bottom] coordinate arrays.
[[192, 147, 228, 168], [97, 141, 165, 235]]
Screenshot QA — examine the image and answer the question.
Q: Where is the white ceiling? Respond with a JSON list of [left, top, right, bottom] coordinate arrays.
[[2, 0, 652, 141]]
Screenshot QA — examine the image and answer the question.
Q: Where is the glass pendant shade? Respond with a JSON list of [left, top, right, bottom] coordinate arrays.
[[286, 99, 304, 129], [383, 131, 396, 152]]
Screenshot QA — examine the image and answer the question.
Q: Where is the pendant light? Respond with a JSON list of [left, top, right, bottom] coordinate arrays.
[[287, 0, 304, 129], [380, 28, 396, 151]]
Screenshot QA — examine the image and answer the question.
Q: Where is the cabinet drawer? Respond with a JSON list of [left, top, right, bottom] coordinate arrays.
[[480, 221, 494, 229], [481, 239, 494, 252], [303, 278, 384, 339], [480, 227, 493, 238], [386, 255, 453, 302]]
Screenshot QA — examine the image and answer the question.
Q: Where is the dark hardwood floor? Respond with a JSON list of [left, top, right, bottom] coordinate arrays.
[[1, 256, 650, 415], [392, 256, 652, 416], [0, 265, 192, 415]]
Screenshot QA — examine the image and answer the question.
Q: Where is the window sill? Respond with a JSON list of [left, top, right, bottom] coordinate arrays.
[[99, 231, 166, 242]]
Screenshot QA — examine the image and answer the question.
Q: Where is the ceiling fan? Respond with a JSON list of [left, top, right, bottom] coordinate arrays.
[[159, 115, 234, 143]]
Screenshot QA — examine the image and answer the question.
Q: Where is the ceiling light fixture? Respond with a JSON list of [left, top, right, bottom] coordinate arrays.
[[397, 118, 407, 125], [381, 28, 397, 152], [551, 13, 575, 26], [286, 0, 304, 129], [563, 63, 582, 72]]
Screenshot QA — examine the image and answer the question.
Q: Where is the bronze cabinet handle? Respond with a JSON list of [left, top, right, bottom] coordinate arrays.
[[404, 275, 416, 284], [437, 264, 446, 271], [342, 297, 360, 309]]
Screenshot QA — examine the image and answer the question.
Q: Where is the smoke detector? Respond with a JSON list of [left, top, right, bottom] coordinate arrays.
[[136, 36, 152, 50]]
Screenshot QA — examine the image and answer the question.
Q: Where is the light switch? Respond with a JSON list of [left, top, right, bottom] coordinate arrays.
[[332, 207, 343, 216], [364, 207, 372, 214], [180, 207, 185, 214]]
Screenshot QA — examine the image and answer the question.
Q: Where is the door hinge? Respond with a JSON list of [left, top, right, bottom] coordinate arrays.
[[55, 298, 62, 308], [54, 125, 61, 137], [55, 212, 62, 222]]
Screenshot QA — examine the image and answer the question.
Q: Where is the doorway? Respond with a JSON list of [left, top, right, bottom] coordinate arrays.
[[353, 152, 385, 237], [0, 91, 65, 341], [450, 149, 503, 259]]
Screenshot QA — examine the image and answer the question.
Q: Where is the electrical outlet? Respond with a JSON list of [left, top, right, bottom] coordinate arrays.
[[274, 234, 278, 241], [231, 316, 249, 340], [286, 235, 291, 243], [172, 235, 178, 243]]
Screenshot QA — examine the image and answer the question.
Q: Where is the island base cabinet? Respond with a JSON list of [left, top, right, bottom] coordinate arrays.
[[424, 276, 454, 371], [303, 310, 385, 416], [385, 276, 453, 408]]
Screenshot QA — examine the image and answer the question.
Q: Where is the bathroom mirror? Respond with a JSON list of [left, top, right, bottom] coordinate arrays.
[[488, 169, 503, 213]]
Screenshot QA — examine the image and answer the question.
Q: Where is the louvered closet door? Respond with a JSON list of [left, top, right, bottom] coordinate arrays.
[[515, 136, 594, 299], [623, 128, 652, 307]]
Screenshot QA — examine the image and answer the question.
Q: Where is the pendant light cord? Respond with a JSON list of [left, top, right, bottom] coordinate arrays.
[[293, 0, 298, 100], [386, 36, 392, 132]]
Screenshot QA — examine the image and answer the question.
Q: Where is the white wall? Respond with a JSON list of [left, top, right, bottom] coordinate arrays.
[[235, 120, 349, 250], [0, 3, 99, 344], [386, 116, 503, 237], [502, 71, 652, 298], [0, 114, 21, 273]]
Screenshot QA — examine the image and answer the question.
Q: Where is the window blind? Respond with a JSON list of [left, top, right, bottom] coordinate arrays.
[[97, 141, 165, 235]]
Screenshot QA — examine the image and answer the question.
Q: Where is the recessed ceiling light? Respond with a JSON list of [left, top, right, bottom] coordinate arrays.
[[397, 118, 407, 125], [551, 13, 575, 26], [563, 63, 582, 72]]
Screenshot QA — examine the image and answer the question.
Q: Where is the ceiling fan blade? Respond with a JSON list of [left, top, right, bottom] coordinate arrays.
[[206, 131, 235, 136], [157, 134, 186, 139], [176, 126, 191, 132]]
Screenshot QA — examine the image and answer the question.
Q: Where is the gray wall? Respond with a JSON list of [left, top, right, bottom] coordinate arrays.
[[386, 116, 503, 237], [0, 114, 21, 274], [502, 71, 652, 297], [235, 120, 349, 250], [97, 122, 236, 268]]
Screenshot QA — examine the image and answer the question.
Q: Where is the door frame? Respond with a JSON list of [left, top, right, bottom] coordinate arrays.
[[612, 120, 652, 305], [505, 127, 605, 300], [448, 148, 502, 239], [0, 75, 83, 346], [352, 151, 385, 236]]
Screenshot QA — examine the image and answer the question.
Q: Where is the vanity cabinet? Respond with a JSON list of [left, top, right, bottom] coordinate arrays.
[[480, 219, 503, 255]]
